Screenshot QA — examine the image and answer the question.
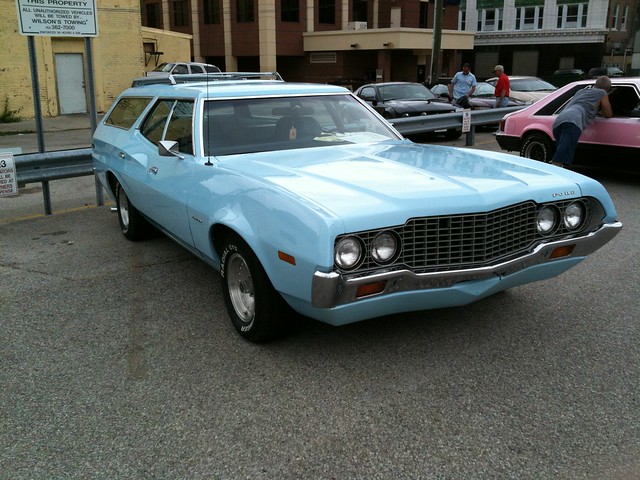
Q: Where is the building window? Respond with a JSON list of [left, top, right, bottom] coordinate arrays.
[[557, 3, 588, 29], [352, 0, 367, 22], [516, 6, 543, 31], [281, 0, 299, 22], [173, 0, 189, 26], [477, 8, 503, 32], [204, 0, 220, 24], [419, 1, 428, 28], [610, 3, 619, 29], [458, 9, 466, 30], [318, 0, 335, 24], [237, 0, 254, 22], [145, 3, 162, 28], [620, 4, 628, 31]]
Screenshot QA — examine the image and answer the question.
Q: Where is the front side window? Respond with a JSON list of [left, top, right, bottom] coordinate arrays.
[[141, 99, 195, 155], [105, 97, 152, 130], [172, 64, 189, 74]]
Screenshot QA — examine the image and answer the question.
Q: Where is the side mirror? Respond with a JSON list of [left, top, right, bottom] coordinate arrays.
[[158, 140, 185, 159]]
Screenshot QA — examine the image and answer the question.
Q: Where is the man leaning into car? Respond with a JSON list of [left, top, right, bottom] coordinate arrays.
[[551, 76, 613, 167], [448, 63, 477, 109]]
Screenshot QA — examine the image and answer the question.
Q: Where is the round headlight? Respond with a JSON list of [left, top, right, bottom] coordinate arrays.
[[536, 206, 557, 234], [335, 236, 363, 270], [564, 202, 584, 230], [371, 232, 398, 264]]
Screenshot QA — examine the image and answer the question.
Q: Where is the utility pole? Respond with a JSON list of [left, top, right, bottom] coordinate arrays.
[[430, 0, 443, 83]]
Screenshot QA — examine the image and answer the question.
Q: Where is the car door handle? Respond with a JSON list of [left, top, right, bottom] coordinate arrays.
[[149, 166, 158, 174]]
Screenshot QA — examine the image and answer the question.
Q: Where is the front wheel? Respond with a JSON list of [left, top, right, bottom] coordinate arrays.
[[520, 133, 554, 162], [220, 234, 290, 342]]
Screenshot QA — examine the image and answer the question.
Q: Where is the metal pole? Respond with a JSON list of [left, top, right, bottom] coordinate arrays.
[[27, 35, 52, 215], [85, 37, 104, 206], [431, 0, 443, 83]]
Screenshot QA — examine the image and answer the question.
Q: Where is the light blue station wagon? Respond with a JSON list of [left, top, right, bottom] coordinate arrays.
[[92, 72, 622, 342]]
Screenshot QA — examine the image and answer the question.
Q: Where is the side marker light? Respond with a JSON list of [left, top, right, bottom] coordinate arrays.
[[550, 245, 575, 259], [278, 251, 296, 265]]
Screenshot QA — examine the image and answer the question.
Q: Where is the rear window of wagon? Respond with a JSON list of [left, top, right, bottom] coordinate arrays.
[[105, 97, 152, 129]]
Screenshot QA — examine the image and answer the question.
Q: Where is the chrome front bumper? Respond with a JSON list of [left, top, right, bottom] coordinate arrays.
[[311, 221, 622, 308]]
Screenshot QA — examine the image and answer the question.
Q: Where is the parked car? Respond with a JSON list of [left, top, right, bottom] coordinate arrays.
[[486, 76, 557, 104], [146, 62, 221, 76], [430, 82, 525, 109], [92, 73, 622, 342], [607, 66, 624, 77], [354, 81, 462, 138], [552, 69, 585, 77], [587, 66, 624, 78], [495, 77, 640, 169]]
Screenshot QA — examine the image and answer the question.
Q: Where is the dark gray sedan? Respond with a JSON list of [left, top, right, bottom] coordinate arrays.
[[354, 82, 461, 138]]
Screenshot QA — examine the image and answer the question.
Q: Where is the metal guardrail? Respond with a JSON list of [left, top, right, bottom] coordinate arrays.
[[14, 148, 96, 215], [389, 106, 523, 143], [15, 148, 93, 184], [11, 106, 524, 215]]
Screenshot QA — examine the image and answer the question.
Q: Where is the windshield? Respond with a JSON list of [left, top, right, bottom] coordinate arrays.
[[511, 78, 557, 92], [151, 63, 175, 73], [473, 83, 494, 96], [378, 84, 437, 102], [203, 94, 400, 156]]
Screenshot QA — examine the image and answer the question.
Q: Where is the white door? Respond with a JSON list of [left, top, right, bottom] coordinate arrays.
[[55, 53, 87, 114]]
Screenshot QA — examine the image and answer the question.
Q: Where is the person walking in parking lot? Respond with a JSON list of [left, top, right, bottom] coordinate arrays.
[[448, 63, 477, 109], [493, 65, 510, 108], [551, 76, 613, 167]]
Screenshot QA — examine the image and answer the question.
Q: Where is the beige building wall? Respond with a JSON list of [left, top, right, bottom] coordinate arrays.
[[1, 0, 190, 119], [141, 27, 193, 74]]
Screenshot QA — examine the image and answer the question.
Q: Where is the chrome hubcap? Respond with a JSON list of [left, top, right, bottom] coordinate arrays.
[[227, 253, 255, 322], [118, 189, 130, 230]]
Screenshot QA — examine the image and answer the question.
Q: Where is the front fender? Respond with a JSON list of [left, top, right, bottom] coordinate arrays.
[[187, 170, 343, 304]]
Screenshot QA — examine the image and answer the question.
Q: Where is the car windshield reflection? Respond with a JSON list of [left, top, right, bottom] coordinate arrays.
[[203, 94, 399, 156]]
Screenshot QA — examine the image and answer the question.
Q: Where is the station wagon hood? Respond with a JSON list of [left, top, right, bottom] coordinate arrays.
[[221, 143, 588, 229]]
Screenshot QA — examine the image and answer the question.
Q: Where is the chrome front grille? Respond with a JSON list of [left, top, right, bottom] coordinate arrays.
[[337, 200, 594, 275]]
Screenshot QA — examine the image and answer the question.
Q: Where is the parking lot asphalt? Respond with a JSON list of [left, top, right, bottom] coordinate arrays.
[[1, 121, 639, 479]]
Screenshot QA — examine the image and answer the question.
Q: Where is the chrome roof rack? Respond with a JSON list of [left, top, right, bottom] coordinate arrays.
[[131, 71, 283, 87]]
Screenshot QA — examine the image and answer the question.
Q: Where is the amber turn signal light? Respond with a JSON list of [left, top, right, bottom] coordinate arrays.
[[550, 245, 575, 259], [356, 281, 387, 298]]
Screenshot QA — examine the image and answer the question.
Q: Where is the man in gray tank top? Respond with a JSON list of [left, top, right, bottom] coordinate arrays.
[[551, 76, 613, 167]]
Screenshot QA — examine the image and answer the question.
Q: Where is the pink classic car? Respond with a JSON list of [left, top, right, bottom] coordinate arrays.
[[495, 77, 640, 170]]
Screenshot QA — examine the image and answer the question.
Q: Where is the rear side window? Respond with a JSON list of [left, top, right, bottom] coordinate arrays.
[[104, 97, 151, 129]]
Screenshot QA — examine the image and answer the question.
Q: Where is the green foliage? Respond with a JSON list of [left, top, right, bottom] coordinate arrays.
[[0, 97, 21, 123]]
